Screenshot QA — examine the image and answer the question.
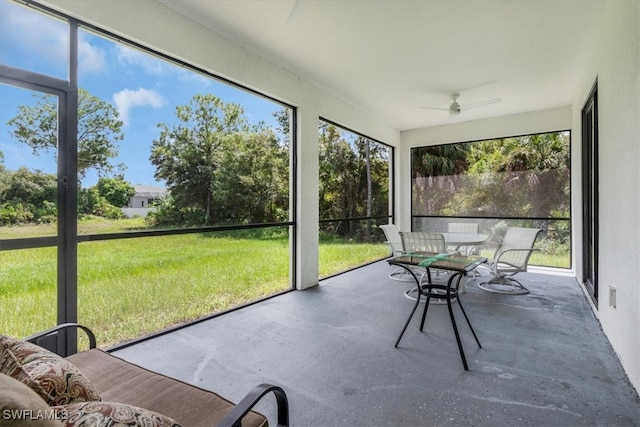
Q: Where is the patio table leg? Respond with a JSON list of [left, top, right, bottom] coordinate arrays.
[[446, 273, 482, 370], [455, 278, 482, 348], [394, 265, 422, 348], [419, 291, 431, 331], [390, 257, 483, 370]]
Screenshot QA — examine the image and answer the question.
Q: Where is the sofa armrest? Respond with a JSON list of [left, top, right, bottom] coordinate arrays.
[[218, 383, 289, 427], [24, 322, 97, 349]]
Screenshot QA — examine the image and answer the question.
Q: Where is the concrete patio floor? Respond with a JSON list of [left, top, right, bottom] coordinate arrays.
[[113, 261, 640, 426]]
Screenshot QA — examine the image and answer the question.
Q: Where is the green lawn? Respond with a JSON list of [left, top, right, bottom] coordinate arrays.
[[1, 219, 388, 347], [319, 234, 389, 278]]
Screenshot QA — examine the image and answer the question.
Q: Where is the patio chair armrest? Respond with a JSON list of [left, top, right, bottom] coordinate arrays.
[[478, 242, 501, 247], [474, 242, 500, 259], [383, 240, 407, 255], [496, 247, 540, 257], [217, 383, 289, 427], [494, 248, 540, 265], [24, 323, 97, 349], [387, 247, 413, 257]]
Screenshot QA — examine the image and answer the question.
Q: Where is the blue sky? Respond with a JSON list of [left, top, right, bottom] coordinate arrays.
[[0, 1, 286, 188]]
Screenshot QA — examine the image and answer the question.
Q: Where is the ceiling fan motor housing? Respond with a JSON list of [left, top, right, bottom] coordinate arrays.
[[420, 92, 500, 116]]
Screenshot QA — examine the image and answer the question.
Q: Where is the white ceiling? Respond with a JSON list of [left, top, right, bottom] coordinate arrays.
[[159, 0, 605, 132]]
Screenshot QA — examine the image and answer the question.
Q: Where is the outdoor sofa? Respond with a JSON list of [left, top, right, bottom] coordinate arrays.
[[0, 323, 289, 427]]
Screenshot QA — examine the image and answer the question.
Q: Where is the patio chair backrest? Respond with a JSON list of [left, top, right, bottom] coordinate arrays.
[[400, 232, 446, 254], [496, 227, 542, 268], [379, 224, 404, 256], [448, 222, 479, 233]]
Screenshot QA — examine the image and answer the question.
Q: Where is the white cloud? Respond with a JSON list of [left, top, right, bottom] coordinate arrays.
[[113, 88, 167, 126], [115, 44, 166, 75], [1, 2, 67, 69], [114, 44, 213, 88], [0, 2, 108, 75], [79, 37, 107, 74], [177, 68, 212, 87]]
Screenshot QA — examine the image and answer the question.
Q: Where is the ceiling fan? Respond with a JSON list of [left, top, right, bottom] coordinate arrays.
[[420, 93, 502, 116]]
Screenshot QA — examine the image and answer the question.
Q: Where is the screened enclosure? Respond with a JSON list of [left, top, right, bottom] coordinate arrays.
[[411, 131, 571, 268]]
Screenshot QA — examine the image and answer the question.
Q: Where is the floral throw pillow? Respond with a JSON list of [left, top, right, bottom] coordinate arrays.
[[53, 401, 182, 427], [0, 334, 101, 406], [0, 373, 64, 427]]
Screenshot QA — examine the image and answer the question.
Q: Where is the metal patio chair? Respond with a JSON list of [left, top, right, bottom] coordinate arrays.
[[478, 227, 542, 295], [400, 231, 447, 255], [379, 224, 414, 282], [447, 222, 480, 255], [399, 231, 456, 299], [447, 222, 481, 280]]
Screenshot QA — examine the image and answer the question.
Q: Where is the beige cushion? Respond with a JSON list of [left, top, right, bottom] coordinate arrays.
[[51, 401, 182, 427], [67, 349, 267, 427], [0, 335, 101, 406], [0, 372, 63, 427]]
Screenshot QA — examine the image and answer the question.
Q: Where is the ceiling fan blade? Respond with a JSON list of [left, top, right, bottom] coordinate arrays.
[[461, 97, 502, 111], [286, 0, 300, 23], [419, 106, 450, 111]]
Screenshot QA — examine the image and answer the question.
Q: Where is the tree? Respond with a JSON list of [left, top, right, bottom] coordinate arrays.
[[1, 167, 57, 207], [149, 94, 288, 225], [319, 122, 359, 224], [460, 132, 570, 217], [411, 144, 469, 216], [273, 108, 291, 149], [355, 135, 389, 238], [7, 88, 124, 178], [78, 186, 126, 220], [0, 152, 9, 197], [213, 129, 289, 223], [412, 144, 468, 177], [411, 132, 570, 219], [96, 176, 135, 208], [0, 167, 57, 225], [318, 122, 390, 239]]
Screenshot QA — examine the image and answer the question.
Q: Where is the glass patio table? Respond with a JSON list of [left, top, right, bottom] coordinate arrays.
[[440, 232, 489, 247], [388, 251, 487, 370]]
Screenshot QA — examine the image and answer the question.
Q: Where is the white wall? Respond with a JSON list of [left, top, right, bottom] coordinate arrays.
[[42, 0, 401, 290], [571, 0, 640, 391], [399, 107, 572, 232]]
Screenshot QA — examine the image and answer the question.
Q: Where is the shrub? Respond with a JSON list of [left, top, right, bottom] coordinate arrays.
[[78, 187, 125, 220], [0, 202, 35, 225]]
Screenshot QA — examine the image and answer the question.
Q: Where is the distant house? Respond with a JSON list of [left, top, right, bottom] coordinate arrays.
[[122, 184, 167, 218]]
